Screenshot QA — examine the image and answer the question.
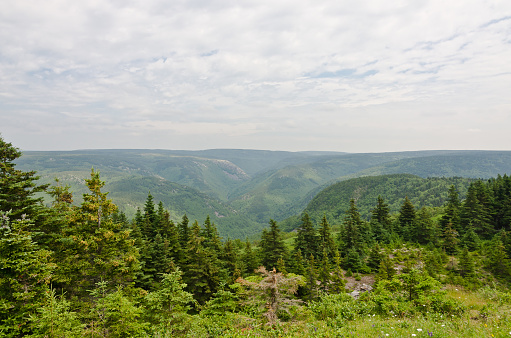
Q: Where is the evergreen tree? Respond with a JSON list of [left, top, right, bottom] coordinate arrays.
[[259, 219, 288, 270], [344, 247, 364, 273], [305, 254, 319, 303], [330, 250, 346, 294], [222, 238, 239, 282], [442, 222, 459, 255], [201, 215, 222, 253], [58, 169, 140, 297], [460, 228, 480, 252], [288, 248, 306, 276], [375, 254, 395, 285], [317, 215, 336, 262], [242, 239, 259, 275], [294, 212, 319, 260], [367, 243, 384, 272], [177, 214, 190, 267], [486, 235, 511, 280], [415, 207, 439, 245], [318, 248, 331, 292], [458, 246, 475, 279], [461, 181, 493, 239], [0, 135, 48, 222], [398, 196, 416, 241], [370, 196, 391, 242], [338, 199, 363, 255], [440, 185, 462, 233], [184, 221, 220, 305], [0, 212, 55, 337]]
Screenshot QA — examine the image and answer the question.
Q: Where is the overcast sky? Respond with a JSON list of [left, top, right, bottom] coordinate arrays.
[[1, 1, 510, 152]]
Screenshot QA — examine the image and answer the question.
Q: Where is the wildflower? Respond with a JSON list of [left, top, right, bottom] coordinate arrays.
[[412, 335, 416, 337], [417, 329, 422, 332], [428, 331, 433, 337]]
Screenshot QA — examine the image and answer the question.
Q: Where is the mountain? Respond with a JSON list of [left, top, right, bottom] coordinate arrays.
[[15, 149, 511, 238], [283, 174, 474, 230]]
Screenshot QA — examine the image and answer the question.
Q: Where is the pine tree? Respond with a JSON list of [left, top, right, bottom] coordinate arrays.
[[288, 248, 306, 276], [305, 254, 318, 303], [0, 212, 55, 337], [339, 199, 363, 255], [344, 247, 364, 273], [242, 239, 259, 275], [415, 207, 439, 245], [259, 219, 288, 270], [440, 185, 462, 233], [318, 248, 331, 292], [442, 222, 459, 255], [184, 221, 220, 305], [458, 246, 475, 279], [294, 212, 318, 260], [58, 169, 140, 297], [0, 135, 48, 222], [398, 196, 416, 241], [367, 243, 384, 272], [461, 181, 494, 239], [330, 250, 346, 294], [317, 215, 336, 262]]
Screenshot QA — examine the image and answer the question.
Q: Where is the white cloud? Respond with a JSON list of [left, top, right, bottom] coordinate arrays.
[[1, 0, 511, 151]]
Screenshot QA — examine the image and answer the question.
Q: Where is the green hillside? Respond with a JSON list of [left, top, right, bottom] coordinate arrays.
[[279, 174, 474, 230], [14, 149, 511, 238]]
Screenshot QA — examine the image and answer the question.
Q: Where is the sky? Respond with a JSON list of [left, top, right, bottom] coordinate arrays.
[[1, 0, 511, 153]]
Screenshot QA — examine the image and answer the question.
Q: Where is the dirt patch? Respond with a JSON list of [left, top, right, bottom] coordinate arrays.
[[344, 274, 375, 291]]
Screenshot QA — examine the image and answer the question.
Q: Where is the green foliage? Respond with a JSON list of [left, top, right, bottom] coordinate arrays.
[[28, 287, 84, 338], [259, 220, 288, 271], [144, 269, 195, 335], [57, 169, 140, 297], [0, 212, 55, 337]]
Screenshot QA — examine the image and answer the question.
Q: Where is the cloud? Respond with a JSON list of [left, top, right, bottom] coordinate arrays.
[[1, 0, 511, 151]]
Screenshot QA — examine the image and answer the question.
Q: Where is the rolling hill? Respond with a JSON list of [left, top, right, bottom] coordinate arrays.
[[15, 149, 511, 238]]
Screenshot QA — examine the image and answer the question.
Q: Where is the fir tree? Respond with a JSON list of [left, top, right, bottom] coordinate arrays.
[[330, 250, 346, 294], [440, 185, 462, 231], [242, 239, 259, 275], [184, 221, 220, 305], [398, 196, 416, 241], [0, 135, 48, 222], [294, 212, 318, 260], [259, 219, 288, 270], [0, 212, 55, 337], [317, 215, 336, 262], [305, 254, 319, 303], [288, 248, 306, 276], [339, 199, 363, 255], [318, 248, 331, 292], [58, 169, 140, 297], [458, 246, 475, 279]]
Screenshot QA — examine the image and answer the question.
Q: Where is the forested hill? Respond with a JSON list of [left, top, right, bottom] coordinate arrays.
[[15, 149, 511, 238], [280, 174, 475, 230]]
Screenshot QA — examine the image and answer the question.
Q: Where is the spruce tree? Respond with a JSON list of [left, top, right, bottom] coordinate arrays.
[[259, 219, 288, 270], [58, 169, 140, 296], [317, 215, 336, 262], [184, 221, 220, 304], [0, 135, 48, 222], [440, 185, 462, 233], [398, 196, 416, 241], [339, 199, 363, 255], [318, 248, 331, 292], [330, 250, 346, 294], [294, 212, 319, 260], [305, 254, 318, 303], [242, 239, 259, 275], [0, 212, 55, 337]]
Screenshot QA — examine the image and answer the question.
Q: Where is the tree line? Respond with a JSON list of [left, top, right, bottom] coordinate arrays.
[[2, 135, 511, 337]]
